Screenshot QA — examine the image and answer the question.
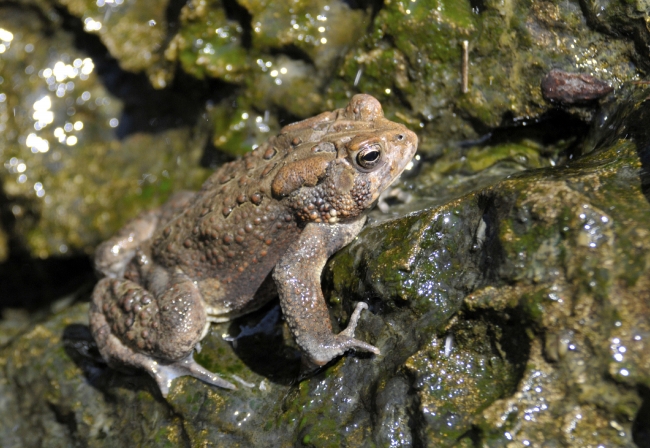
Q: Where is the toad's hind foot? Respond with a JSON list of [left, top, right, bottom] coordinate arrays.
[[149, 354, 237, 397]]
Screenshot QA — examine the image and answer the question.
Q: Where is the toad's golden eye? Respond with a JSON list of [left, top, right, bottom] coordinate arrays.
[[357, 144, 382, 169]]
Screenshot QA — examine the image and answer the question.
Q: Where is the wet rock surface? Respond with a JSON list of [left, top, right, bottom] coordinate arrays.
[[2, 0, 650, 447], [0, 4, 210, 260]]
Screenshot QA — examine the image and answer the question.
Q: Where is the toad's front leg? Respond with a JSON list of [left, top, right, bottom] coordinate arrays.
[[273, 218, 380, 366]]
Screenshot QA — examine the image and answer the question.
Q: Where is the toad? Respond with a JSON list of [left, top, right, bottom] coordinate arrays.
[[89, 94, 418, 396]]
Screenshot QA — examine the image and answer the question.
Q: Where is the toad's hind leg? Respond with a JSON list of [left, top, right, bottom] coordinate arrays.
[[89, 274, 236, 396], [94, 191, 195, 279]]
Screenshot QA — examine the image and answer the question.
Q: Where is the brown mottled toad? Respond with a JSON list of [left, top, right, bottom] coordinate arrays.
[[89, 94, 418, 396]]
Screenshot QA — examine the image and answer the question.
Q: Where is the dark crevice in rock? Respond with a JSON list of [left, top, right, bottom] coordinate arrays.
[[400, 370, 426, 448], [274, 105, 305, 128], [341, 0, 378, 10], [476, 192, 508, 282], [391, 85, 414, 114], [200, 130, 237, 168], [165, 0, 188, 37], [445, 108, 590, 167], [62, 324, 107, 385], [159, 0, 190, 62], [0, 162, 92, 313], [490, 109, 590, 161], [269, 44, 315, 66], [460, 308, 532, 388], [222, 0, 253, 49], [175, 411, 194, 448], [491, 310, 531, 382], [0, 252, 94, 312], [459, 426, 482, 446], [469, 0, 487, 14], [407, 390, 425, 448], [577, 0, 611, 35], [47, 401, 78, 442], [633, 385, 650, 448], [358, 0, 385, 25]]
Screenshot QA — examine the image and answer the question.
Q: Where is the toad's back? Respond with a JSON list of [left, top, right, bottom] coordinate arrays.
[[144, 103, 410, 311]]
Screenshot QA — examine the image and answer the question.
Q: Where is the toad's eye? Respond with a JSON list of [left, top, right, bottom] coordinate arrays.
[[396, 134, 404, 141], [357, 144, 382, 169]]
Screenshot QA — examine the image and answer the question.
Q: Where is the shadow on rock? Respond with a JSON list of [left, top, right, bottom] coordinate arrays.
[[62, 323, 164, 399], [585, 83, 650, 204], [633, 385, 650, 448], [227, 304, 302, 386]]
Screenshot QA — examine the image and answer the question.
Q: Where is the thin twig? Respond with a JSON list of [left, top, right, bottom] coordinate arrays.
[[461, 40, 469, 94]]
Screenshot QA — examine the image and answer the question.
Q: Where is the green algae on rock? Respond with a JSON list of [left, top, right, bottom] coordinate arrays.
[[0, 303, 189, 446], [165, 0, 250, 84], [206, 96, 280, 157], [241, 0, 369, 72], [57, 0, 173, 88], [581, 0, 650, 73], [237, 0, 372, 118], [405, 320, 525, 445], [163, 0, 374, 153]]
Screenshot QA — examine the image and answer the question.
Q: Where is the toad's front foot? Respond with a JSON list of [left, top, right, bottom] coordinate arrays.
[[304, 302, 380, 367]]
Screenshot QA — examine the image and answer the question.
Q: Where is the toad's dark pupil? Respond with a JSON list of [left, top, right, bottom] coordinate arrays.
[[356, 144, 382, 169], [362, 150, 379, 162]]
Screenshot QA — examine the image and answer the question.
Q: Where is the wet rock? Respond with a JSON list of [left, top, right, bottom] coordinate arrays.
[[164, 0, 249, 84], [581, 1, 650, 73], [0, 6, 209, 257], [239, 0, 370, 117], [241, 0, 368, 73], [57, 0, 173, 88], [11, 0, 174, 87], [205, 97, 279, 158]]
